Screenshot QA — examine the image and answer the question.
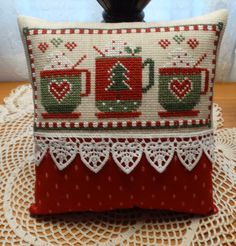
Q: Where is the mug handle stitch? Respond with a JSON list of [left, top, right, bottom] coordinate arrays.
[[200, 68, 209, 95], [80, 69, 91, 96], [142, 58, 155, 93]]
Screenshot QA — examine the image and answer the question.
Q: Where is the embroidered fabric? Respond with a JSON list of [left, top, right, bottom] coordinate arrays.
[[0, 85, 235, 245], [34, 130, 214, 173]]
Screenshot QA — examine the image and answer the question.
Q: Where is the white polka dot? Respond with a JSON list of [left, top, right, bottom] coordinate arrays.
[[86, 175, 90, 182], [140, 201, 144, 206], [97, 185, 101, 191], [162, 185, 167, 191], [152, 176, 156, 182], [192, 193, 197, 199], [119, 185, 123, 191], [161, 201, 165, 206], [151, 194, 155, 199], [38, 181, 41, 186], [55, 183, 59, 190], [202, 182, 206, 188], [38, 200, 42, 205], [46, 192, 50, 198], [66, 193, 70, 199], [130, 195, 134, 200], [141, 185, 145, 191], [75, 185, 80, 190], [184, 185, 188, 191], [181, 201, 185, 207], [77, 202, 81, 207], [98, 201, 102, 206], [108, 176, 112, 182], [45, 172, 49, 179], [87, 193, 91, 199], [119, 202, 124, 206], [174, 176, 178, 181], [64, 174, 68, 181], [172, 194, 176, 199], [130, 176, 134, 182], [48, 210, 52, 214], [203, 163, 207, 169], [141, 166, 146, 172], [194, 174, 198, 181], [56, 202, 60, 207], [108, 194, 112, 200], [201, 200, 205, 206], [74, 165, 79, 171]]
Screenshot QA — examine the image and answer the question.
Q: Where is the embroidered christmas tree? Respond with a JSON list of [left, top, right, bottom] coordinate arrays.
[[106, 61, 131, 91]]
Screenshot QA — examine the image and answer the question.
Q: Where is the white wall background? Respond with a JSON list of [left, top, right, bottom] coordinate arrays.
[[0, 0, 235, 82]]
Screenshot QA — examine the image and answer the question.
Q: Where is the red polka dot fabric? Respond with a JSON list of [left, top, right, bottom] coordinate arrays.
[[30, 153, 216, 215]]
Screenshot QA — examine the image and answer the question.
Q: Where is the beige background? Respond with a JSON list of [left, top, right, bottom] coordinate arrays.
[[18, 10, 227, 134]]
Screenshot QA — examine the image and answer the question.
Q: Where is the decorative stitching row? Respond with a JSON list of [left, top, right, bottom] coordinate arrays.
[[35, 118, 210, 130], [23, 23, 222, 36], [35, 131, 214, 174]]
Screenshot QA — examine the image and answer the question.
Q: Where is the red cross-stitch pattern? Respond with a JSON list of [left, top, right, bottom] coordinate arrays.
[[38, 42, 49, 53], [187, 38, 199, 49], [169, 78, 192, 101], [49, 80, 71, 102], [158, 39, 171, 49], [65, 41, 77, 51]]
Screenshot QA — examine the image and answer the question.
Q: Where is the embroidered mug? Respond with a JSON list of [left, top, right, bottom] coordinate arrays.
[[158, 67, 209, 115], [95, 56, 154, 118], [40, 69, 91, 117]]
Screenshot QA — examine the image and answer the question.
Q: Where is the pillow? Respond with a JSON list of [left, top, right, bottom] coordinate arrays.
[[18, 10, 227, 215]]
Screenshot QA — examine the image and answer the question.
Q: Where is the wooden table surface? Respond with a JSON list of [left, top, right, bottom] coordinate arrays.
[[0, 82, 235, 128]]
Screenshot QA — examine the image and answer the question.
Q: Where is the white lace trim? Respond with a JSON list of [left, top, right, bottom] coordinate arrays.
[[34, 130, 214, 174]]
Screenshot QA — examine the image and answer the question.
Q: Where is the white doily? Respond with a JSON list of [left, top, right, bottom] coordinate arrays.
[[0, 85, 235, 245]]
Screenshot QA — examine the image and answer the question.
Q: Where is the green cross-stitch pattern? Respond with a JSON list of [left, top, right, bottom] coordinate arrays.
[[107, 62, 130, 91], [96, 100, 141, 113], [159, 75, 201, 112], [173, 34, 185, 44], [50, 37, 63, 47], [41, 76, 81, 113]]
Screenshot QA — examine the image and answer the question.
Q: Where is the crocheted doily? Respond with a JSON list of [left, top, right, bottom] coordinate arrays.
[[0, 85, 235, 245]]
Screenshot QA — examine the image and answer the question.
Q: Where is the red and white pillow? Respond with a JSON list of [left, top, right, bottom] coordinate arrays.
[[18, 10, 227, 215]]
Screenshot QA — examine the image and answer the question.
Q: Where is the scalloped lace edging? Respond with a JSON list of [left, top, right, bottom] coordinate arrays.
[[34, 130, 214, 174]]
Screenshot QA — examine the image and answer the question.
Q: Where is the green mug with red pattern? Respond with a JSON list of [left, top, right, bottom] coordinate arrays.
[[158, 67, 209, 116], [40, 69, 91, 118]]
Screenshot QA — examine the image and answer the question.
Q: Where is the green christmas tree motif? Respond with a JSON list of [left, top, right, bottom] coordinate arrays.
[[106, 61, 131, 91]]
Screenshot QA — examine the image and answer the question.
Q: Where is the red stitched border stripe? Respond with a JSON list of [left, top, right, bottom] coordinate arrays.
[[35, 119, 209, 129], [28, 24, 219, 36]]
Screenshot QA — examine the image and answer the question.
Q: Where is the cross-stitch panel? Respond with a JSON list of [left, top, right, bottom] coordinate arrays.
[[21, 17, 225, 134]]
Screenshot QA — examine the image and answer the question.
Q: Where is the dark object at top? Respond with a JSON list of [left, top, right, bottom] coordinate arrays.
[[97, 0, 151, 22]]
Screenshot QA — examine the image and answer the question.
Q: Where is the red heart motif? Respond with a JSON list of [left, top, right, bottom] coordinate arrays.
[[169, 78, 192, 101], [49, 80, 71, 102]]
